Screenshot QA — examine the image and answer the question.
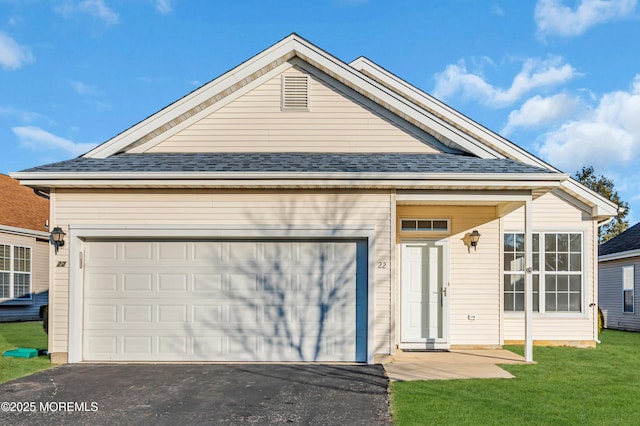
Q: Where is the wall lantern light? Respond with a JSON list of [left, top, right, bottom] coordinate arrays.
[[470, 230, 481, 251], [50, 227, 66, 254]]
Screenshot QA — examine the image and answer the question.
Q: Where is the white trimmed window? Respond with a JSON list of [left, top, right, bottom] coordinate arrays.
[[503, 232, 583, 313], [623, 266, 634, 313], [401, 219, 449, 232], [0, 244, 32, 300]]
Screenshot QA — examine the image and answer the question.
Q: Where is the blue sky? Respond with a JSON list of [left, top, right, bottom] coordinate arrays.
[[1, 0, 639, 223]]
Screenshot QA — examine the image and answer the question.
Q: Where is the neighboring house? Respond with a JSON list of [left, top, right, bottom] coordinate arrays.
[[12, 34, 618, 364], [0, 174, 49, 321], [599, 222, 640, 331]]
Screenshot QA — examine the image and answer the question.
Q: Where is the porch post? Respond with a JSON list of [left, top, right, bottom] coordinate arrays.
[[524, 196, 533, 362]]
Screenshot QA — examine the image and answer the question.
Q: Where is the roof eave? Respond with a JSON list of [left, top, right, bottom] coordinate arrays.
[[599, 249, 640, 262], [11, 172, 568, 190]]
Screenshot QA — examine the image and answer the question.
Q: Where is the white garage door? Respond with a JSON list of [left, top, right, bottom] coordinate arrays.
[[83, 240, 367, 362]]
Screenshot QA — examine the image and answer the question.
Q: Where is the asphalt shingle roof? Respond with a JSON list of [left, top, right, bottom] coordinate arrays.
[[0, 174, 49, 232], [599, 222, 640, 256], [21, 153, 556, 175]]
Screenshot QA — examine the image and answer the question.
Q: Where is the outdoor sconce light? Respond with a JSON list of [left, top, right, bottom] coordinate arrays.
[[50, 227, 66, 254], [470, 230, 481, 251]]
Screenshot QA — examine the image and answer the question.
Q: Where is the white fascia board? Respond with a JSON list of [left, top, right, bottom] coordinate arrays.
[[84, 34, 302, 159], [0, 225, 49, 239], [350, 57, 554, 167], [560, 179, 619, 219], [599, 249, 640, 262], [12, 176, 566, 191], [11, 171, 567, 181]]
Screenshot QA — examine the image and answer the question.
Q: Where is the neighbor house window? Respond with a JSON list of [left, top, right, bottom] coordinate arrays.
[[0, 244, 32, 300], [503, 232, 582, 313], [401, 219, 449, 232], [623, 265, 634, 313]]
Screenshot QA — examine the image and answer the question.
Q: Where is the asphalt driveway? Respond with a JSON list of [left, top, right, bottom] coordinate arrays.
[[0, 364, 391, 425]]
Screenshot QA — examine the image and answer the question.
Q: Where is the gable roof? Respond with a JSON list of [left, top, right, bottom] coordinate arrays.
[[348, 56, 619, 221], [599, 222, 640, 259], [0, 174, 49, 234], [82, 33, 504, 160], [11, 34, 618, 220]]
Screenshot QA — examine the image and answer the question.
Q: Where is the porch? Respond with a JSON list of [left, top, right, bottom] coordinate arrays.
[[382, 349, 527, 381]]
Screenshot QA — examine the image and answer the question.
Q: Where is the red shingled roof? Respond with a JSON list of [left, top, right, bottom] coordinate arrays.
[[0, 174, 49, 232]]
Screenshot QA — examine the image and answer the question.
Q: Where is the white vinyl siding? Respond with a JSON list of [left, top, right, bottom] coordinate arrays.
[[623, 266, 634, 313], [51, 189, 392, 358], [397, 205, 501, 346], [148, 67, 441, 154], [502, 192, 596, 343]]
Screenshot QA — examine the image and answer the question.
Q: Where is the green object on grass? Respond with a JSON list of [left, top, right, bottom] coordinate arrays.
[[3, 348, 38, 359]]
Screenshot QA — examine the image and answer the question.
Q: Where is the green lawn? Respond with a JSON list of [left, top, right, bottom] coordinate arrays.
[[390, 330, 640, 425], [0, 321, 52, 383]]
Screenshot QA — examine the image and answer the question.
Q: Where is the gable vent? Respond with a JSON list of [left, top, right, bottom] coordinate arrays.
[[282, 75, 309, 111]]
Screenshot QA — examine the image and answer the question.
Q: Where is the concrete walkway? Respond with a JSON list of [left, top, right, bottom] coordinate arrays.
[[382, 349, 528, 381]]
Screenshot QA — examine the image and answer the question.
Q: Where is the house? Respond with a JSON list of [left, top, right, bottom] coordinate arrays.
[[11, 34, 618, 364], [0, 174, 50, 322], [599, 222, 640, 331]]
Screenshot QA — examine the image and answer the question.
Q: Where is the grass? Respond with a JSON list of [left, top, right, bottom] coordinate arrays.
[[0, 321, 52, 383], [390, 330, 640, 425]]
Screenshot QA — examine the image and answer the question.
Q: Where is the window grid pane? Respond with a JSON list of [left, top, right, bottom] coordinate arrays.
[[0, 245, 9, 272], [13, 246, 31, 273], [504, 232, 580, 313], [13, 273, 30, 299], [0, 272, 9, 298]]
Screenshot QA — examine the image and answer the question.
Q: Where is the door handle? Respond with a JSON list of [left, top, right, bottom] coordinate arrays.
[[440, 287, 447, 297]]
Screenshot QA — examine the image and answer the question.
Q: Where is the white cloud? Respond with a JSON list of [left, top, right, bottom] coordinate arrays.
[[12, 126, 97, 157], [154, 0, 173, 14], [492, 4, 505, 16], [79, 0, 119, 25], [70, 80, 100, 96], [537, 75, 640, 173], [0, 106, 50, 124], [502, 93, 580, 135], [56, 0, 119, 25], [535, 0, 637, 37], [433, 56, 578, 108], [0, 32, 34, 70]]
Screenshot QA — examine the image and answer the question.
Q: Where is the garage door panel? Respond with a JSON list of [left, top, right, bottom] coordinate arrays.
[[193, 274, 223, 291], [83, 240, 367, 362]]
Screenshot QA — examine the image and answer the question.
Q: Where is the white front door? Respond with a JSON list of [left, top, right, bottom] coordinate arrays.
[[400, 241, 448, 349]]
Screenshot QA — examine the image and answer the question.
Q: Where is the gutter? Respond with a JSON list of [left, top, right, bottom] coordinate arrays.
[[0, 225, 49, 239], [599, 249, 640, 263], [10, 171, 569, 182]]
